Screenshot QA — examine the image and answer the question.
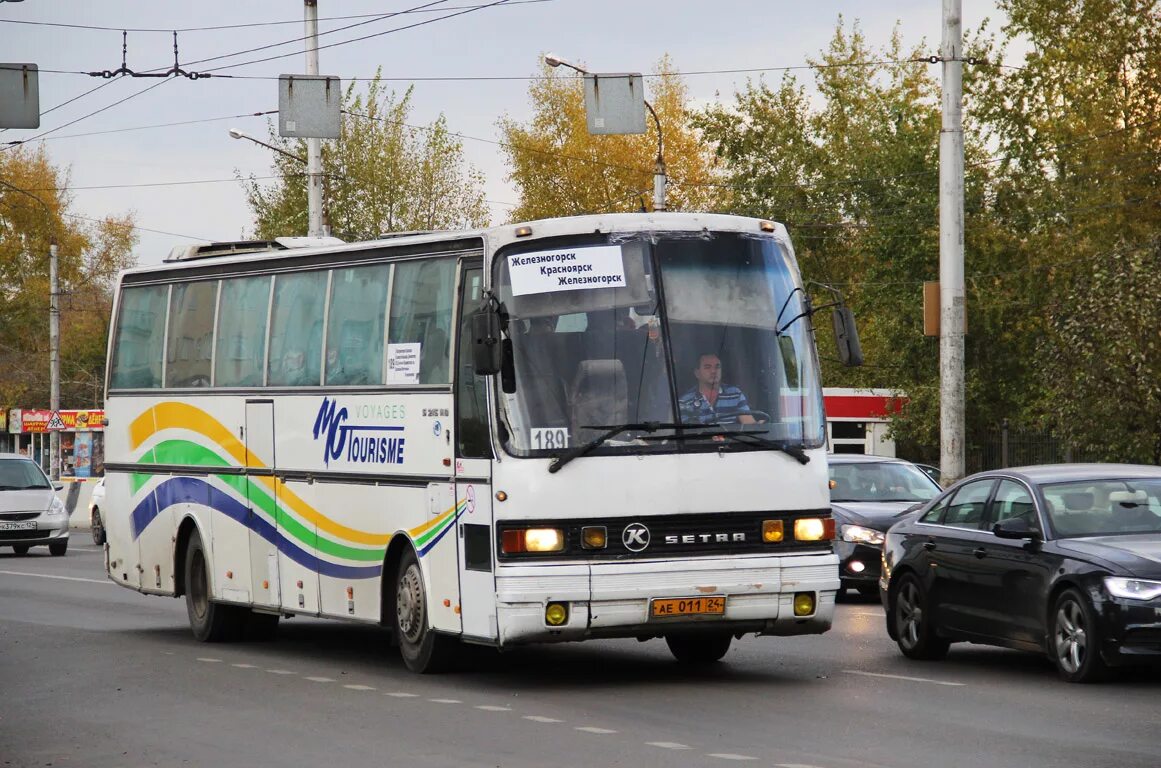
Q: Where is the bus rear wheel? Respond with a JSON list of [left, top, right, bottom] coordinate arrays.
[[665, 632, 732, 665], [393, 548, 455, 673], [184, 532, 245, 642]]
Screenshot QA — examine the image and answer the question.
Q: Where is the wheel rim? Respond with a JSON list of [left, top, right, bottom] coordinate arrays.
[[396, 563, 425, 644], [1054, 599, 1087, 674], [92, 512, 103, 540], [189, 548, 209, 621], [896, 580, 923, 649]]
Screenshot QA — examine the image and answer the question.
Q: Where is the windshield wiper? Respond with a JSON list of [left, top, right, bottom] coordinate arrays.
[[638, 422, 811, 465], [547, 422, 685, 474]]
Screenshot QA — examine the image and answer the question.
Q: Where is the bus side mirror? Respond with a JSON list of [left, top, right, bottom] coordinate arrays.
[[472, 310, 502, 375], [832, 307, 863, 367]]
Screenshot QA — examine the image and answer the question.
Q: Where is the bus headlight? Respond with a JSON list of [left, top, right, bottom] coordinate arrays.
[[794, 517, 835, 541], [501, 527, 565, 554]]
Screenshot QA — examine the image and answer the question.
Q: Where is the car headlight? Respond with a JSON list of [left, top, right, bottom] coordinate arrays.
[[1104, 577, 1161, 601], [841, 524, 885, 546], [47, 498, 66, 516]]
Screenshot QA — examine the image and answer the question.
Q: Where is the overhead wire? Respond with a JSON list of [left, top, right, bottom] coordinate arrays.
[[2, 77, 173, 149]]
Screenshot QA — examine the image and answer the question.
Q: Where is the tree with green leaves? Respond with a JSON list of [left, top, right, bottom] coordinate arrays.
[[498, 57, 725, 221], [0, 144, 137, 408], [241, 74, 489, 240]]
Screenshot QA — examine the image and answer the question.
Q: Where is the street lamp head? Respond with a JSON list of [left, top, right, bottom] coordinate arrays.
[[544, 53, 564, 68], [228, 128, 246, 140]]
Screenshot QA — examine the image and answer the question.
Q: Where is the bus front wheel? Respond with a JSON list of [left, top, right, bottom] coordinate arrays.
[[184, 532, 245, 642], [393, 548, 455, 673], [665, 632, 732, 664]]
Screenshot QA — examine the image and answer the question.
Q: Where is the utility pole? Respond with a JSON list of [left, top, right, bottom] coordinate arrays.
[[939, 0, 966, 485], [304, 0, 324, 238], [49, 237, 60, 481]]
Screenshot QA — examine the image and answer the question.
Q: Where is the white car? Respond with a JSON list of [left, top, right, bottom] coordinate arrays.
[[89, 476, 106, 545], [0, 453, 69, 556]]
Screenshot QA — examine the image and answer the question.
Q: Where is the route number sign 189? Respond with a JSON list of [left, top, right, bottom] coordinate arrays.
[[530, 428, 569, 450]]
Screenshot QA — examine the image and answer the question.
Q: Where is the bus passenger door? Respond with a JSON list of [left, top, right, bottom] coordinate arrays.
[[454, 261, 498, 641], [245, 399, 281, 609]]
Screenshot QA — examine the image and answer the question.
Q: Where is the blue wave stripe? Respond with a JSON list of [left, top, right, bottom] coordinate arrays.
[[130, 476, 382, 580]]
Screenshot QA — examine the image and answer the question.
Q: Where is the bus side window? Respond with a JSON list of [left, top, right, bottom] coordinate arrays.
[[110, 285, 168, 389], [456, 265, 490, 458], [215, 275, 270, 387], [389, 258, 456, 385], [165, 280, 218, 388], [268, 271, 327, 387], [326, 265, 388, 386]]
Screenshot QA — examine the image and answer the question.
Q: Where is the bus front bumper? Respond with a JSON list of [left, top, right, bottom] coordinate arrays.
[[494, 553, 839, 646]]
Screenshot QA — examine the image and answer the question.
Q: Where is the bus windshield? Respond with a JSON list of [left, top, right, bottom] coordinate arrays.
[[494, 231, 826, 459]]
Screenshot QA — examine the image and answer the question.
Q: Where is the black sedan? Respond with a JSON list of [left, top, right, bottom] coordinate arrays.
[[828, 454, 942, 597], [880, 464, 1161, 682]]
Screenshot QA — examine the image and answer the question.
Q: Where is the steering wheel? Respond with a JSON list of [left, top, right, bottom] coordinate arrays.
[[746, 410, 772, 424]]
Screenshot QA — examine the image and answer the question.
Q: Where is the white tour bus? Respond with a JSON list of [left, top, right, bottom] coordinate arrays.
[[102, 213, 861, 672]]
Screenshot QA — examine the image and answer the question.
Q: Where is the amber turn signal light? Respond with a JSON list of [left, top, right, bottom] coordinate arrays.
[[762, 520, 784, 543]]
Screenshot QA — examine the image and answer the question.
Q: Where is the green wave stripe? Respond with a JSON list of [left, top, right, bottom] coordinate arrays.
[[134, 439, 386, 562], [414, 506, 459, 547]]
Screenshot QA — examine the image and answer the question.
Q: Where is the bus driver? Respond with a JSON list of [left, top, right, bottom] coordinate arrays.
[[678, 352, 757, 425]]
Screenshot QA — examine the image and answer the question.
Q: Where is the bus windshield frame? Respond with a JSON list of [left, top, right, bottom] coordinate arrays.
[[491, 230, 826, 460]]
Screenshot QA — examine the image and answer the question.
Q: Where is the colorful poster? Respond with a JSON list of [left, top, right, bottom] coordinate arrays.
[[73, 432, 93, 478]]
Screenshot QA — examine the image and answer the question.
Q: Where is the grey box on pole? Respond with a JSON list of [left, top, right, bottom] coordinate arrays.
[[0, 64, 40, 129], [583, 73, 646, 135], [278, 74, 342, 139]]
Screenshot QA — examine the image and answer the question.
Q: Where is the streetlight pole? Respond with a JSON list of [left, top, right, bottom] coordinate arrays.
[[544, 54, 667, 212], [304, 0, 324, 238], [49, 237, 60, 480], [229, 127, 330, 235]]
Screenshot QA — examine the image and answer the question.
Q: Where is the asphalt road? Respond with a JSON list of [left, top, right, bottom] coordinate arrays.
[[2, 544, 1159, 768]]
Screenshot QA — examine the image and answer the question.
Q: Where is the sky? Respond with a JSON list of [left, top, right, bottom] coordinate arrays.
[[1, 0, 1011, 266]]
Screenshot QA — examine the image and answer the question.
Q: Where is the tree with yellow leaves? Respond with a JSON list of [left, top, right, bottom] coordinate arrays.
[[498, 57, 726, 221]]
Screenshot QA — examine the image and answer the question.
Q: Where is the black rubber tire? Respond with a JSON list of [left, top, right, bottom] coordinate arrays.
[[12, 545, 30, 555], [48, 539, 68, 557], [393, 548, 455, 673], [665, 632, 733, 665], [244, 611, 280, 642], [891, 573, 950, 660], [184, 532, 245, 642], [1050, 588, 1109, 683], [91, 507, 106, 546], [858, 584, 880, 599]]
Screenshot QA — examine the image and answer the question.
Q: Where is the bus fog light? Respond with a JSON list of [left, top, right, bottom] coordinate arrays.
[[762, 520, 784, 543], [581, 526, 607, 549], [848, 560, 866, 573], [793, 592, 816, 616], [545, 602, 569, 626], [794, 517, 835, 541]]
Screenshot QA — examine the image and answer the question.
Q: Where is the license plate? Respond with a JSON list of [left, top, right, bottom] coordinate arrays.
[[651, 596, 726, 618], [0, 521, 37, 531]]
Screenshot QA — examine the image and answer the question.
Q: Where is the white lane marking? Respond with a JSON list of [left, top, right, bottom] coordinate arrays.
[[265, 669, 296, 675], [384, 692, 418, 698], [428, 698, 461, 704], [523, 715, 562, 723], [851, 611, 883, 618], [776, 764, 829, 768], [708, 755, 757, 762], [647, 742, 692, 750], [576, 726, 617, 734], [843, 669, 965, 687], [344, 684, 376, 691], [69, 546, 105, 553], [0, 570, 112, 585], [305, 676, 334, 683], [196, 658, 222, 663], [476, 705, 512, 712], [231, 663, 257, 669]]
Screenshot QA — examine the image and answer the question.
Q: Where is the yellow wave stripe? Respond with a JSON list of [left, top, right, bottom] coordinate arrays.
[[130, 402, 407, 547]]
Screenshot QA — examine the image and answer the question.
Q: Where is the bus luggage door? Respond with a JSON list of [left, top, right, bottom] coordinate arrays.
[[245, 400, 280, 610]]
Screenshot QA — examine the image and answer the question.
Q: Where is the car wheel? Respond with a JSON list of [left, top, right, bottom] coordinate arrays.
[[393, 548, 455, 673], [184, 532, 245, 642], [891, 573, 949, 660], [858, 584, 879, 600], [1050, 588, 1109, 683], [12, 545, 30, 555], [49, 539, 68, 557], [91, 507, 106, 546], [665, 632, 732, 664]]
